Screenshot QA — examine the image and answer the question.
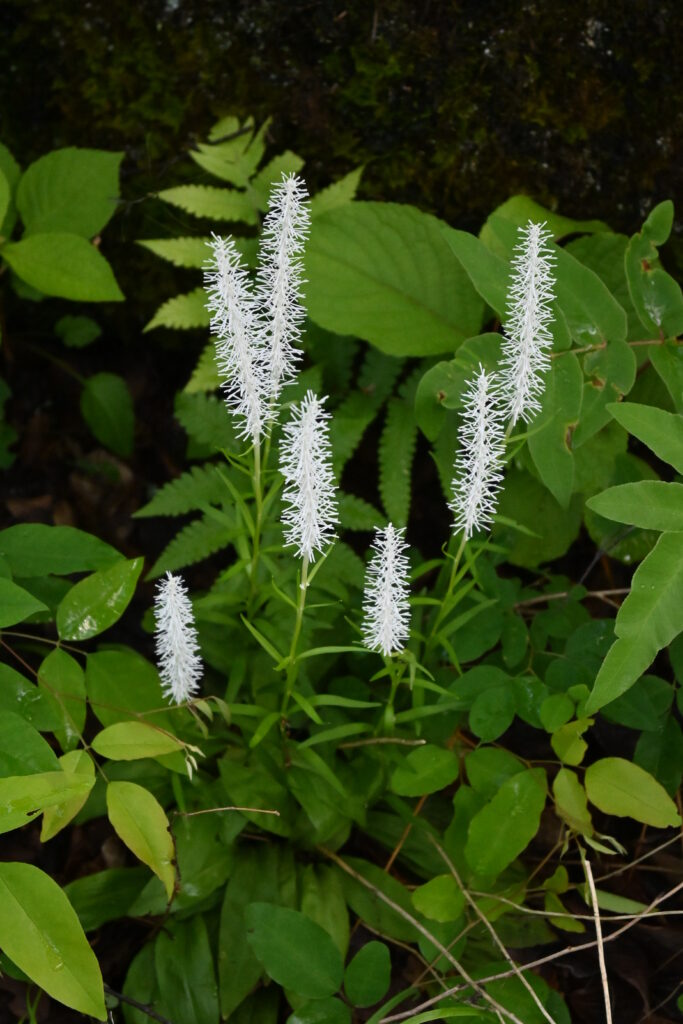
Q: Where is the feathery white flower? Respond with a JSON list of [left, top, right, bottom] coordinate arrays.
[[204, 234, 269, 442], [449, 364, 506, 539], [499, 220, 556, 424], [362, 524, 411, 657], [279, 390, 338, 561], [154, 572, 203, 705], [255, 174, 311, 399]]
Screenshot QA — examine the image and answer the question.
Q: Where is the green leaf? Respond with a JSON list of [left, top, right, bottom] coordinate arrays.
[[0, 523, 120, 576], [190, 120, 268, 187], [2, 233, 123, 301], [306, 202, 484, 356], [86, 650, 168, 729], [553, 246, 627, 345], [344, 941, 391, 1008], [480, 196, 607, 254], [287, 998, 350, 1024], [469, 686, 515, 742], [144, 286, 210, 332], [0, 771, 94, 835], [414, 333, 502, 440], [147, 516, 233, 578], [465, 768, 547, 877], [337, 857, 417, 942], [390, 745, 459, 796], [106, 781, 175, 899], [41, 750, 95, 841], [138, 236, 212, 268], [552, 768, 593, 835], [528, 355, 583, 507], [650, 341, 683, 413], [378, 397, 417, 525], [0, 168, 10, 230], [465, 747, 525, 799], [311, 166, 364, 216], [587, 481, 683, 532], [174, 391, 237, 450], [56, 557, 143, 640], [55, 314, 102, 348], [550, 719, 592, 766], [80, 372, 134, 457], [539, 694, 574, 732], [300, 864, 350, 959], [494, 469, 582, 569], [0, 711, 60, 776], [0, 664, 59, 731], [16, 147, 122, 237], [585, 757, 681, 827], [155, 916, 219, 1024], [134, 463, 226, 518], [251, 150, 306, 209], [586, 531, 683, 711], [92, 722, 182, 760], [339, 492, 386, 531], [625, 202, 683, 336], [65, 866, 148, 932], [0, 862, 105, 1019], [157, 184, 257, 223], [38, 648, 86, 752], [441, 226, 508, 317], [245, 903, 343, 999], [0, 577, 48, 625], [607, 401, 683, 475], [411, 875, 465, 923]]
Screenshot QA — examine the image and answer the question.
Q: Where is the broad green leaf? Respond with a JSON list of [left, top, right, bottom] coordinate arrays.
[[344, 941, 391, 1008], [494, 469, 582, 568], [122, 944, 158, 1024], [465, 768, 547, 877], [288, 998, 350, 1024], [0, 711, 60, 776], [106, 781, 175, 899], [414, 333, 502, 439], [2, 233, 123, 301], [441, 226, 508, 316], [0, 523, 120, 576], [586, 532, 683, 711], [585, 757, 681, 827], [550, 719, 592, 766], [587, 481, 683, 532], [469, 686, 515, 742], [650, 341, 683, 412], [0, 862, 106, 1019], [300, 864, 350, 959], [16, 147, 121, 237], [37, 648, 86, 752], [390, 745, 459, 796], [310, 166, 364, 216], [411, 875, 465, 923], [306, 203, 484, 356], [0, 143, 20, 236], [528, 355, 583, 507], [480, 196, 607, 255], [144, 287, 211, 332], [567, 232, 647, 341], [92, 722, 182, 760], [635, 717, 683, 796], [0, 577, 47, 625], [0, 771, 94, 835], [155, 916, 219, 1024], [138, 236, 211, 268], [0, 664, 59, 730], [464, 747, 525, 799], [625, 202, 683, 336], [86, 649, 170, 728], [56, 557, 143, 640], [65, 866, 148, 932], [552, 768, 593, 835], [607, 401, 683, 475], [80, 372, 134, 457], [554, 247, 628, 345], [539, 694, 574, 733], [338, 857, 418, 942], [55, 314, 102, 348], [41, 750, 95, 841], [157, 185, 257, 223], [245, 903, 343, 999]]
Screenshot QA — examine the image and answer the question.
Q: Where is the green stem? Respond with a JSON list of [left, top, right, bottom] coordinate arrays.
[[379, 656, 405, 734], [426, 532, 467, 655], [247, 442, 263, 612], [281, 556, 309, 717]]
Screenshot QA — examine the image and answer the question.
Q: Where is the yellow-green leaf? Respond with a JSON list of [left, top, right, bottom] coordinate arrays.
[[92, 721, 182, 760], [106, 781, 175, 899], [585, 757, 681, 828]]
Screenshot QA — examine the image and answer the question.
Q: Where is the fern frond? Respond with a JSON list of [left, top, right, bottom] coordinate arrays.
[[379, 397, 418, 526], [134, 464, 227, 519], [157, 185, 257, 224], [339, 493, 386, 532], [144, 288, 210, 332], [184, 343, 221, 394], [147, 515, 235, 578], [174, 393, 238, 452]]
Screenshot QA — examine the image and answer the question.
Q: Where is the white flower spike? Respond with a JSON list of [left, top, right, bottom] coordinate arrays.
[[362, 524, 411, 657], [204, 234, 269, 443], [499, 220, 556, 424], [449, 364, 506, 539], [279, 389, 338, 562], [154, 572, 203, 705], [256, 173, 311, 399]]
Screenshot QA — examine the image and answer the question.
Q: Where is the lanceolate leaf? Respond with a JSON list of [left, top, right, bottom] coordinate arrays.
[[465, 768, 547, 878], [586, 531, 683, 712], [56, 557, 143, 640], [585, 757, 681, 828], [607, 401, 683, 475], [106, 781, 175, 900], [379, 398, 417, 525], [0, 862, 106, 1019], [587, 481, 683, 532], [528, 354, 583, 507], [157, 185, 257, 224]]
